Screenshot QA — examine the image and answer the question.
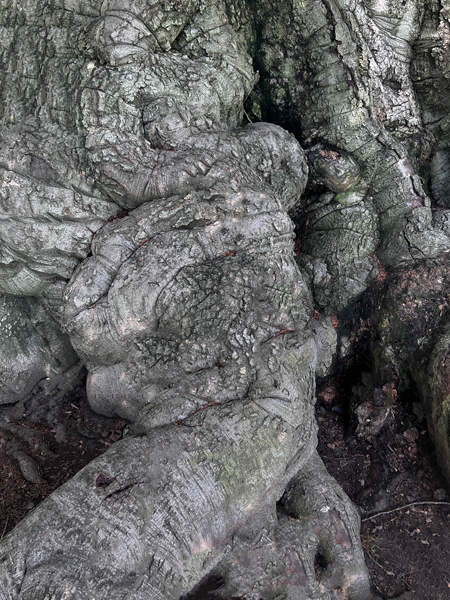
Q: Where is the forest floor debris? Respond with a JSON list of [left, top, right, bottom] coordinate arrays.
[[316, 377, 450, 600]]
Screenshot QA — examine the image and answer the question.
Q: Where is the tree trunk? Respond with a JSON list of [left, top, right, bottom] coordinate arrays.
[[1, 0, 449, 598]]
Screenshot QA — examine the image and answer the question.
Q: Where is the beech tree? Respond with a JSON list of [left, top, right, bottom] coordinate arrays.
[[1, 1, 449, 598]]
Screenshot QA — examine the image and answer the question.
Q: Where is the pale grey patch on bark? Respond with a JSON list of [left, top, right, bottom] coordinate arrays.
[[212, 452, 376, 600], [312, 317, 338, 379]]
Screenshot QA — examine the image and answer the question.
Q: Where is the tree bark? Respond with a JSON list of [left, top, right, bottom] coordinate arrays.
[[2, 0, 450, 598]]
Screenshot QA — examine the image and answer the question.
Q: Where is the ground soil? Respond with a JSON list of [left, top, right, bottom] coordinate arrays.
[[0, 377, 128, 539], [316, 375, 450, 600], [1, 373, 449, 599]]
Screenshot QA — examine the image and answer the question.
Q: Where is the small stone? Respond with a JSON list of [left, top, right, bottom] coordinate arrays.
[[14, 451, 45, 484], [433, 488, 447, 501], [26, 502, 35, 510]]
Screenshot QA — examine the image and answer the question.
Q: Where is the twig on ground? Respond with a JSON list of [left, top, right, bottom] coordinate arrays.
[[243, 108, 253, 124], [366, 551, 386, 571], [362, 501, 450, 522], [1, 517, 8, 540]]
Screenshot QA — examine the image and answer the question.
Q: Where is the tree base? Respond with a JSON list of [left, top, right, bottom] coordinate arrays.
[[197, 453, 377, 600]]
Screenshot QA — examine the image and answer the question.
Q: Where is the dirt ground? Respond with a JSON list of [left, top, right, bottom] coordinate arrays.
[[316, 376, 450, 600], [0, 376, 127, 539], [1, 372, 449, 599]]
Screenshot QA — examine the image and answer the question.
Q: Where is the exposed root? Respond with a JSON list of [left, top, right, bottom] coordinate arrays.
[[207, 453, 379, 600]]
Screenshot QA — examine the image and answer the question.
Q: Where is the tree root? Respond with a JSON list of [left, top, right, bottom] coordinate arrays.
[[204, 453, 378, 600]]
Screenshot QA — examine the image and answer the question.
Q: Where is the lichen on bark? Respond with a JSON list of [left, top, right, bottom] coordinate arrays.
[[4, 0, 450, 598]]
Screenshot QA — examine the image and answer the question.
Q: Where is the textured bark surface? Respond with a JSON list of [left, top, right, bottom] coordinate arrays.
[[1, 0, 450, 598], [233, 0, 450, 310], [348, 257, 450, 488]]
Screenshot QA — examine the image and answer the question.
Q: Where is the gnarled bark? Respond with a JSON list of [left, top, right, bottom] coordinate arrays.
[[3, 0, 450, 598]]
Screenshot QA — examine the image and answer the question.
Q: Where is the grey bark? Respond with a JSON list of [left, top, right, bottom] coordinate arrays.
[[1, 0, 450, 598], [238, 0, 450, 310]]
